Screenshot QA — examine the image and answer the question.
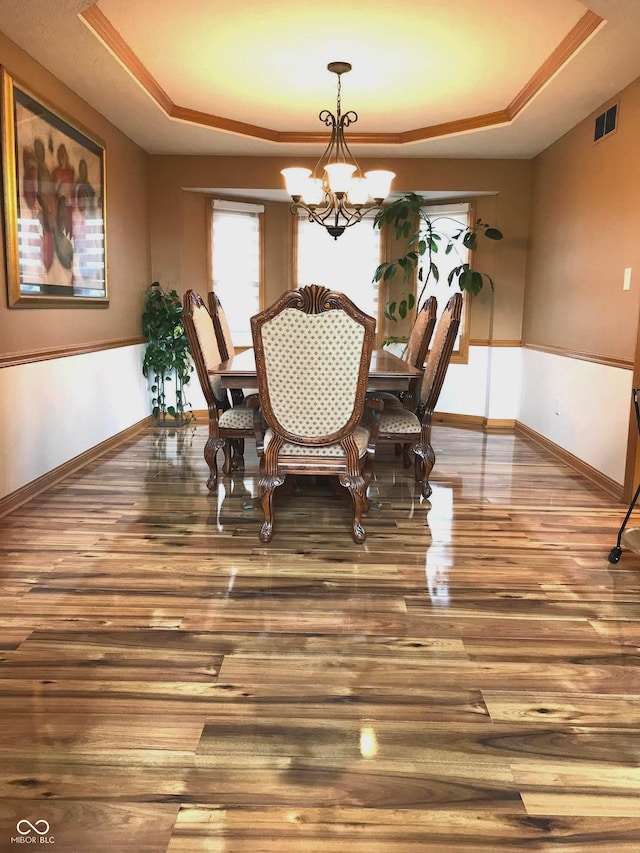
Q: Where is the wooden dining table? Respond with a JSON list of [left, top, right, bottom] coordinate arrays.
[[211, 346, 421, 390]]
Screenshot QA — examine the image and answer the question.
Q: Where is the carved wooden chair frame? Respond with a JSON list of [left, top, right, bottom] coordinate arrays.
[[375, 292, 462, 497], [250, 284, 381, 544], [183, 289, 260, 490]]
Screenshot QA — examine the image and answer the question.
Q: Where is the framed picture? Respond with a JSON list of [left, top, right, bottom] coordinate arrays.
[[1, 68, 107, 307]]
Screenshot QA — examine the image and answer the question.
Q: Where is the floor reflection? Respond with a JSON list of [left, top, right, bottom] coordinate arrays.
[[423, 483, 453, 606], [145, 425, 198, 487]]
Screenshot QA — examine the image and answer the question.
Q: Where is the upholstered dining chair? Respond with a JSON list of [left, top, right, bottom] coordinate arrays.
[[208, 290, 253, 409], [371, 292, 462, 498], [404, 295, 438, 376], [183, 289, 261, 490], [377, 295, 438, 412], [207, 291, 234, 362], [250, 284, 382, 544]]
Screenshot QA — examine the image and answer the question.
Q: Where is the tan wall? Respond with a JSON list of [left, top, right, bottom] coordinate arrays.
[[524, 77, 640, 361], [171, 189, 293, 310], [149, 156, 532, 342], [0, 33, 151, 358]]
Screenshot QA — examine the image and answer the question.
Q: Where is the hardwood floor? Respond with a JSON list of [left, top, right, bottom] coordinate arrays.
[[1, 423, 640, 851]]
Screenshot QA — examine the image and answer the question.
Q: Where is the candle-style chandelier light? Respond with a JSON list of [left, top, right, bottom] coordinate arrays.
[[281, 62, 395, 240]]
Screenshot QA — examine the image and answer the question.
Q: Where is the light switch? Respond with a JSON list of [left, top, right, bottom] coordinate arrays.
[[624, 268, 632, 291]]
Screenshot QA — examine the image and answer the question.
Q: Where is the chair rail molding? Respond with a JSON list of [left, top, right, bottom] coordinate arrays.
[[0, 337, 146, 369]]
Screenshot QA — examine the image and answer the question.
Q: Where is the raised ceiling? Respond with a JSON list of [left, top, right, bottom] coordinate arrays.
[[1, 0, 640, 158]]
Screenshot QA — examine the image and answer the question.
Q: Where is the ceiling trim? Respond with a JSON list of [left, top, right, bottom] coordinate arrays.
[[506, 8, 604, 117], [80, 4, 605, 146]]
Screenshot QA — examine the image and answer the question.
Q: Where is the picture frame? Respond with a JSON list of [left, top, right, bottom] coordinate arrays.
[[1, 68, 108, 307]]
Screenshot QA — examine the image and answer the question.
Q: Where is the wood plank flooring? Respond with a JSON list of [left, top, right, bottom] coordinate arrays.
[[1, 423, 640, 851]]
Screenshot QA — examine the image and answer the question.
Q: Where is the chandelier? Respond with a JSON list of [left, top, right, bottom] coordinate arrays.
[[281, 62, 395, 240]]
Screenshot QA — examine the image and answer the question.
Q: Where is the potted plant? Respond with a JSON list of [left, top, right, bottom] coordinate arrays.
[[142, 282, 193, 426], [373, 192, 503, 332]]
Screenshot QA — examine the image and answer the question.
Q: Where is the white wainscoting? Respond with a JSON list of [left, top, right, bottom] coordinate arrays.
[[437, 345, 523, 421], [185, 375, 207, 412], [436, 344, 631, 485], [0, 344, 150, 500], [518, 348, 633, 486]]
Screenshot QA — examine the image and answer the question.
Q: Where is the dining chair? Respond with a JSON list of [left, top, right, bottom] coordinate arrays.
[[372, 292, 462, 498], [405, 295, 438, 373], [183, 289, 261, 490], [378, 295, 438, 412], [250, 284, 382, 544], [207, 291, 234, 362]]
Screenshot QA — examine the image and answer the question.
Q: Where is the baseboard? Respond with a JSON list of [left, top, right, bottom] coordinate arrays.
[[484, 418, 517, 433], [0, 416, 154, 518], [432, 412, 515, 432], [515, 421, 623, 500], [433, 411, 485, 430]]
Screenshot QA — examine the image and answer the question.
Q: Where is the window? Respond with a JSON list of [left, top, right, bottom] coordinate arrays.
[[295, 213, 382, 324], [210, 199, 263, 348], [418, 202, 471, 361]]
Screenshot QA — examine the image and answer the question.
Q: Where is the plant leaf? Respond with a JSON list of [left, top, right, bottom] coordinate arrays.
[[373, 263, 387, 282], [383, 264, 397, 281], [484, 227, 503, 240], [463, 231, 477, 250]]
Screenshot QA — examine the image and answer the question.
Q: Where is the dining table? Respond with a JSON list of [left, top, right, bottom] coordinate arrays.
[[211, 346, 421, 390]]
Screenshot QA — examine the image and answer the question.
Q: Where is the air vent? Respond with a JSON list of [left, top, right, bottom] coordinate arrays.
[[594, 103, 618, 142]]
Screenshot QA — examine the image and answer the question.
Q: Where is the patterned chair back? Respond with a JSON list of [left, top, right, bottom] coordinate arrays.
[[183, 290, 225, 408], [251, 285, 376, 444], [404, 295, 437, 368], [419, 292, 463, 411]]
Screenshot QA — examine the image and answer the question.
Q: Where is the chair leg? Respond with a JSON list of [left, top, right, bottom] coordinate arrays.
[[361, 457, 376, 513], [204, 437, 224, 491], [221, 440, 233, 476], [258, 474, 285, 543], [414, 415, 434, 498], [402, 443, 412, 469], [340, 473, 367, 543], [224, 438, 244, 471], [231, 438, 245, 468], [412, 442, 435, 498]]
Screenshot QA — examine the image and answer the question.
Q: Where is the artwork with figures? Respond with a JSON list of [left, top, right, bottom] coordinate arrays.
[[1, 69, 107, 306]]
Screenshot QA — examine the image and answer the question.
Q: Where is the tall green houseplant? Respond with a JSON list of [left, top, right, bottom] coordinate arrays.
[[142, 282, 193, 425], [374, 193, 503, 330]]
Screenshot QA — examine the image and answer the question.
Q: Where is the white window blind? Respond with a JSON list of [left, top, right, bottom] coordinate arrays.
[[296, 213, 381, 321], [211, 200, 263, 348]]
